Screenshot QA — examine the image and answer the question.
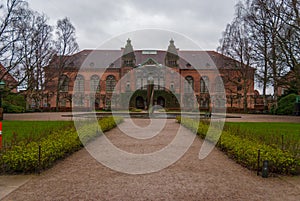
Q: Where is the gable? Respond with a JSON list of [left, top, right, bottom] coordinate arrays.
[[140, 58, 160, 66]]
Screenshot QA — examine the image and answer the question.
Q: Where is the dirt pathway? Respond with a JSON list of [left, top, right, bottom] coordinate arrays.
[[2, 119, 300, 201]]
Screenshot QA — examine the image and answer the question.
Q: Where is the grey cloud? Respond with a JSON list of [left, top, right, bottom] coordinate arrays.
[[28, 0, 238, 50]]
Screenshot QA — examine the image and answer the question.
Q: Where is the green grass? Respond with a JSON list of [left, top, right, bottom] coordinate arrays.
[[224, 122, 300, 156], [2, 121, 74, 144], [225, 122, 300, 136]]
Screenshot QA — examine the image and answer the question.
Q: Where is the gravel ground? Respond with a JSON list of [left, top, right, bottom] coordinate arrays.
[[3, 112, 73, 121], [3, 119, 300, 201], [4, 112, 300, 123]]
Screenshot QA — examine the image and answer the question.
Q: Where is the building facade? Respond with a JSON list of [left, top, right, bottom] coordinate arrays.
[[44, 39, 256, 112], [0, 63, 18, 93]]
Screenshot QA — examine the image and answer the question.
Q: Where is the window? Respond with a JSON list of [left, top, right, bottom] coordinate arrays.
[[126, 81, 130, 91], [184, 76, 194, 93], [136, 70, 144, 90], [106, 75, 116, 92], [200, 98, 209, 108], [74, 75, 85, 92], [200, 76, 209, 93], [136, 78, 144, 90], [90, 75, 100, 92], [60, 99, 66, 107], [168, 60, 177, 66], [170, 82, 175, 92], [60, 75, 69, 92], [159, 75, 165, 90], [153, 75, 159, 90], [124, 60, 133, 66], [215, 76, 223, 92]]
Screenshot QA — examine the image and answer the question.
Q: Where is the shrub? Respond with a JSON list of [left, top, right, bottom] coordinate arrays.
[[178, 117, 300, 175], [130, 108, 142, 112], [3, 102, 25, 113], [2, 93, 26, 113], [276, 93, 297, 115], [0, 116, 123, 173], [78, 117, 123, 144]]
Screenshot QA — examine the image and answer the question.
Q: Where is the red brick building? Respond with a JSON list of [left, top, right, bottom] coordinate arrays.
[[0, 63, 18, 93], [44, 39, 256, 112]]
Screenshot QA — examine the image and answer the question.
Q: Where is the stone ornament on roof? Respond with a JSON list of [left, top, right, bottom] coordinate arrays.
[[122, 38, 135, 56], [166, 39, 179, 56]]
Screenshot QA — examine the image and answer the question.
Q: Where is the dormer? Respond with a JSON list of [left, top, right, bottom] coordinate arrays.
[[122, 39, 136, 67], [165, 39, 179, 67]]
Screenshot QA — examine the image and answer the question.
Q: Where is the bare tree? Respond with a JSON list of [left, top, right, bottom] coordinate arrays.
[[19, 11, 54, 109], [245, 0, 289, 111], [52, 17, 79, 111], [0, 0, 27, 86], [275, 0, 300, 94], [218, 2, 254, 112]]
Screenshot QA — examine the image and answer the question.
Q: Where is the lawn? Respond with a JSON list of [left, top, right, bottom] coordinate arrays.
[[225, 122, 300, 136], [224, 122, 300, 154], [2, 121, 74, 145]]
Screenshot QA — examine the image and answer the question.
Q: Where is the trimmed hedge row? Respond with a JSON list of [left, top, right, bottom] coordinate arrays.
[[77, 117, 124, 145], [177, 116, 300, 175], [0, 117, 123, 173]]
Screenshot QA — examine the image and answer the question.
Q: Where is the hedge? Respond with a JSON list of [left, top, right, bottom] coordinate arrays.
[[276, 93, 298, 115], [177, 116, 300, 175], [0, 117, 123, 173]]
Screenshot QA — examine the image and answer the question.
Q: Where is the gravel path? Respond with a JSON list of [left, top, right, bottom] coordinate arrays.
[[3, 119, 300, 201], [4, 112, 300, 123], [3, 112, 73, 121]]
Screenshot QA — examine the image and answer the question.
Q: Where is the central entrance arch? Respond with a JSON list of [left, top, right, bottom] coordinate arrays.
[[157, 96, 165, 107], [135, 96, 145, 109]]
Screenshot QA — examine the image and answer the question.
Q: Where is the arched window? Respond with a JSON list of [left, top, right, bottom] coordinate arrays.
[[136, 70, 144, 90], [184, 76, 194, 93], [60, 75, 69, 92], [200, 98, 209, 108], [106, 75, 116, 92], [90, 75, 100, 92], [153, 73, 159, 90], [200, 76, 209, 93], [215, 76, 223, 92], [170, 82, 175, 92], [74, 74, 85, 92], [126, 81, 130, 91], [159, 74, 165, 90]]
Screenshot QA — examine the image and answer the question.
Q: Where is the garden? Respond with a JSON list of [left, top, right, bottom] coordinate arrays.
[[0, 117, 123, 174], [177, 116, 300, 175]]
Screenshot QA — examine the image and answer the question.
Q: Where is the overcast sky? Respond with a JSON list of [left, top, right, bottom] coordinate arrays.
[[27, 0, 239, 51]]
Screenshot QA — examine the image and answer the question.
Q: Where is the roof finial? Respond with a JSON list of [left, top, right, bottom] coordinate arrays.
[[123, 38, 134, 56], [167, 38, 178, 55]]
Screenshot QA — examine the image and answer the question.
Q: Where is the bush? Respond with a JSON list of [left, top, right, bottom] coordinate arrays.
[[130, 108, 142, 112], [2, 93, 26, 113], [177, 117, 300, 175], [78, 117, 123, 145], [276, 93, 297, 115], [0, 116, 123, 173], [3, 102, 25, 113]]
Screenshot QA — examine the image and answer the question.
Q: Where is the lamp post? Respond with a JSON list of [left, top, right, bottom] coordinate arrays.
[[147, 76, 154, 114], [0, 80, 5, 121]]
